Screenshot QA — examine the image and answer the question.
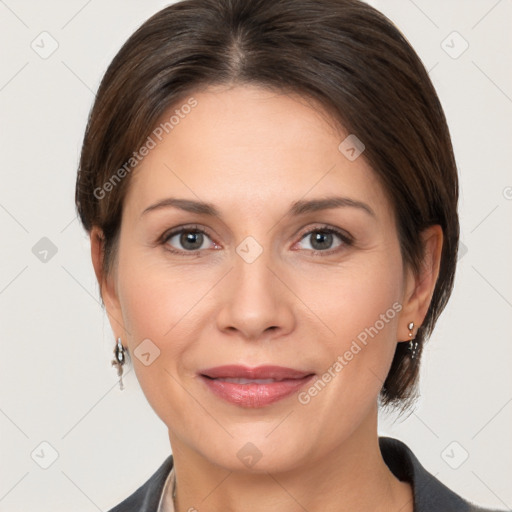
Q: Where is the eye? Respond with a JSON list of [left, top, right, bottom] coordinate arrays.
[[162, 225, 218, 254], [160, 224, 352, 256], [295, 225, 352, 255]]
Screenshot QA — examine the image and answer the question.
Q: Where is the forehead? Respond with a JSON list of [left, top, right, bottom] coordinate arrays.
[[124, 84, 390, 221]]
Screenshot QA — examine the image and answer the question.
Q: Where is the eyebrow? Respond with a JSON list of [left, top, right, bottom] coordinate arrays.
[[140, 196, 375, 219]]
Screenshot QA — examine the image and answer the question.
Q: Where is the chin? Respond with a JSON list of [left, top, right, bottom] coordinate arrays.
[[201, 431, 311, 474]]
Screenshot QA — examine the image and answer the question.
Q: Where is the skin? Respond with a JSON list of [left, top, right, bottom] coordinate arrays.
[[91, 84, 442, 512]]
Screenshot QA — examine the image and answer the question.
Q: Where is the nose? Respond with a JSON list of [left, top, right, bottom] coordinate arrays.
[[216, 248, 296, 342]]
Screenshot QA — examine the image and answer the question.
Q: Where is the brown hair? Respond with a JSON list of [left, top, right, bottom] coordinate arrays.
[[75, 0, 459, 413]]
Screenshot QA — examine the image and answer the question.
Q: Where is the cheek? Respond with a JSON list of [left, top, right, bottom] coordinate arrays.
[[117, 235, 210, 336], [293, 248, 404, 401], [297, 249, 403, 345], [115, 256, 205, 421], [116, 246, 219, 385]]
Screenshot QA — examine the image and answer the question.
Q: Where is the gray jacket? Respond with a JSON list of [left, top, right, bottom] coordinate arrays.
[[108, 436, 507, 511]]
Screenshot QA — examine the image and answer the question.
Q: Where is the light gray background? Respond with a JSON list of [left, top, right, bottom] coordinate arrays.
[[0, 1, 511, 511]]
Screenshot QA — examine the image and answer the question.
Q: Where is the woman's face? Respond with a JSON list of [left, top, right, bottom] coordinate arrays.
[[99, 84, 423, 472]]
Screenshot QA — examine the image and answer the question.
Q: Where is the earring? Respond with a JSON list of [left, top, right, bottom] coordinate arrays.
[[407, 321, 419, 359], [111, 337, 126, 390]]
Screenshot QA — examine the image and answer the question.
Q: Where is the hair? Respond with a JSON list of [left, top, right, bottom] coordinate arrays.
[[75, 0, 459, 413]]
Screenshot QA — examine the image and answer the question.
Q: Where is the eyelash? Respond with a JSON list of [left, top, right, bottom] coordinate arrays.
[[160, 224, 353, 257]]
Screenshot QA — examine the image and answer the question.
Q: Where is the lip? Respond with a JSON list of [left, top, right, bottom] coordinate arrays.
[[198, 365, 316, 408], [200, 364, 313, 380]]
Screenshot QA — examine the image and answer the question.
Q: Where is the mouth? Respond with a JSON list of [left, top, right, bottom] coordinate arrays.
[[199, 364, 313, 380], [203, 377, 285, 384], [198, 365, 316, 408]]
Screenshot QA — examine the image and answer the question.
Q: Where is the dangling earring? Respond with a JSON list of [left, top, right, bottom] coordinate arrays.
[[407, 322, 419, 359], [111, 337, 126, 390]]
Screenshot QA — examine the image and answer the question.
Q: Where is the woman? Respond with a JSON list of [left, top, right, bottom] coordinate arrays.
[[75, 0, 504, 511]]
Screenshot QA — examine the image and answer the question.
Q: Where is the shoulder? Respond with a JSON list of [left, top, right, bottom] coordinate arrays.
[[379, 436, 507, 512], [106, 454, 174, 512]]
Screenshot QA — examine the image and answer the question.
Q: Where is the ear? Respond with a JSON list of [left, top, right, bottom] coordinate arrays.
[[90, 226, 126, 338], [397, 225, 443, 341]]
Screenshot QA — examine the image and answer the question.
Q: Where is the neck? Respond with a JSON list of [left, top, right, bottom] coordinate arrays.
[[167, 406, 413, 512]]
